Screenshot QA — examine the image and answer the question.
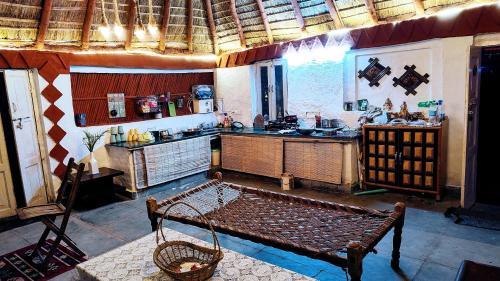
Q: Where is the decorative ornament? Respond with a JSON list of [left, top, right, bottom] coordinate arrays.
[[399, 102, 410, 120], [392, 65, 430, 96], [357, 58, 391, 87], [383, 98, 393, 111]]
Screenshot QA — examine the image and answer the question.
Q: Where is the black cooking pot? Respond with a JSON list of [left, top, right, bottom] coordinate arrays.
[[284, 115, 298, 124]]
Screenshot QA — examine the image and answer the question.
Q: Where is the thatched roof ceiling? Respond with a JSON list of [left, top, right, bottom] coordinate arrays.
[[0, 0, 495, 55]]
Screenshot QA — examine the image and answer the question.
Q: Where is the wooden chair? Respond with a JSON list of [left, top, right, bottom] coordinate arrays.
[[16, 157, 86, 272]]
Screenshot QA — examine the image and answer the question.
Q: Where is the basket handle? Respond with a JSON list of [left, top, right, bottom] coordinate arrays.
[[156, 201, 222, 261]]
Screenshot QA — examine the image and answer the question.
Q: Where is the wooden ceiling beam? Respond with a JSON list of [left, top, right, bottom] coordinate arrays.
[[290, 0, 306, 31], [413, 0, 425, 15], [125, 0, 137, 50], [363, 0, 378, 24], [324, 0, 343, 29], [159, 0, 171, 51], [35, 0, 54, 49], [255, 0, 273, 44], [81, 0, 97, 50], [229, 0, 246, 49], [204, 0, 219, 54], [187, 0, 193, 52]]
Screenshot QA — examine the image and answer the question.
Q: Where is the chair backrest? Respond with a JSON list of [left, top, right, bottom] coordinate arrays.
[[56, 158, 85, 230], [56, 158, 85, 207]]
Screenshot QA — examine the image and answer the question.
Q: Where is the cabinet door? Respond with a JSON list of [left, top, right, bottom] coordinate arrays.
[[284, 141, 343, 184], [399, 129, 438, 190], [365, 128, 398, 185], [222, 135, 283, 178], [221, 135, 246, 172]]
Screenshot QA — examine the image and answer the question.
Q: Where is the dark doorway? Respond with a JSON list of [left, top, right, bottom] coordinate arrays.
[[476, 47, 500, 206]]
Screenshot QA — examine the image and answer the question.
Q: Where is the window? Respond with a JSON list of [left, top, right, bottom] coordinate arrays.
[[255, 60, 288, 121]]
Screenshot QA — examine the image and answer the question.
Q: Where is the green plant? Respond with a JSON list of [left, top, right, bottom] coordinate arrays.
[[83, 130, 107, 152]]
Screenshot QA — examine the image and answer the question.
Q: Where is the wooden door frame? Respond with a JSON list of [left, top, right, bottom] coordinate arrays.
[[0, 70, 54, 206], [28, 70, 55, 201]]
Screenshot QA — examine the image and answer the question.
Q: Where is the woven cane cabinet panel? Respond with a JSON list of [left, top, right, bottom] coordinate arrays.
[[107, 136, 211, 193], [284, 141, 343, 184], [363, 122, 447, 200], [221, 135, 283, 178]]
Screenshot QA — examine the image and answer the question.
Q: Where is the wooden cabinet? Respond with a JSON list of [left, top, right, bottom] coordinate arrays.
[[363, 122, 447, 200], [221, 135, 283, 178], [284, 141, 343, 184], [221, 135, 347, 185]]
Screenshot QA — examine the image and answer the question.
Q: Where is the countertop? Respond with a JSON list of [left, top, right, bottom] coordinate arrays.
[[107, 127, 361, 150]]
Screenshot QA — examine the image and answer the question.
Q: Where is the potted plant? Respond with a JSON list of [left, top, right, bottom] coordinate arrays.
[[83, 130, 107, 174]]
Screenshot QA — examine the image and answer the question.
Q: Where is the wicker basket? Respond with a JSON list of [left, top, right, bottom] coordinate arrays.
[[153, 201, 224, 281]]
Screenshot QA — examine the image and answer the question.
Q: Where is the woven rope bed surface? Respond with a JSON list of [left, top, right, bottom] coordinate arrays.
[[154, 179, 402, 265]]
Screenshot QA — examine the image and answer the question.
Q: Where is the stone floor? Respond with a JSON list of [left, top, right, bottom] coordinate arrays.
[[1, 172, 500, 281]]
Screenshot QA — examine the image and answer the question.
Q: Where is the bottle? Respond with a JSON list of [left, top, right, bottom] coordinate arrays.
[[428, 100, 438, 124], [437, 100, 445, 121]]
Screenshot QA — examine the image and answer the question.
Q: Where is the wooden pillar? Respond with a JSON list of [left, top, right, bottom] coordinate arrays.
[[413, 0, 425, 16], [290, 0, 306, 31], [125, 0, 137, 50], [363, 0, 378, 25], [159, 0, 171, 51], [187, 0, 193, 52], [255, 0, 273, 44], [146, 197, 159, 232], [35, 0, 54, 49], [347, 241, 363, 281], [324, 0, 343, 29], [204, 0, 219, 54], [391, 202, 406, 269], [229, 0, 246, 49], [81, 0, 97, 50]]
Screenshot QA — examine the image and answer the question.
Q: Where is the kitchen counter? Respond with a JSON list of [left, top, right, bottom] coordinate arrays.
[[107, 128, 361, 150], [219, 128, 361, 140]]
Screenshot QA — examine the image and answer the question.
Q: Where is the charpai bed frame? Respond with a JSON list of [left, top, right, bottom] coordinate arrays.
[[146, 173, 405, 281]]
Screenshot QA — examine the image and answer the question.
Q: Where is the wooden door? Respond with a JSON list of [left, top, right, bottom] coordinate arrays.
[[399, 129, 438, 190], [4, 70, 47, 206], [364, 128, 398, 186], [0, 114, 17, 218], [464, 47, 482, 208]]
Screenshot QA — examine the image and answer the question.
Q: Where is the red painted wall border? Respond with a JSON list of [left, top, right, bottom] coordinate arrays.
[[217, 3, 500, 68]]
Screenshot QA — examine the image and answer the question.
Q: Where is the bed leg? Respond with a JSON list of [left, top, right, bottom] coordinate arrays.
[[347, 241, 363, 281], [391, 202, 406, 269], [146, 197, 159, 232]]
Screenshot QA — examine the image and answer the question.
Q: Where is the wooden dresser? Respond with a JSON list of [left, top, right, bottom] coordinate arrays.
[[363, 121, 447, 200]]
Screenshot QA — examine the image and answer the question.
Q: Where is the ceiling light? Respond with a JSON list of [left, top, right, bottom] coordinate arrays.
[[113, 24, 125, 40], [135, 26, 146, 40], [148, 24, 159, 38], [99, 25, 112, 39]]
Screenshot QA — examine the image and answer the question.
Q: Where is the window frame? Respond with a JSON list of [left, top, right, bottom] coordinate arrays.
[[255, 59, 288, 121]]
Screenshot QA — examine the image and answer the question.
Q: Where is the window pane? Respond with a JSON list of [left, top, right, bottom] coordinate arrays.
[[260, 66, 269, 119], [274, 65, 284, 119]]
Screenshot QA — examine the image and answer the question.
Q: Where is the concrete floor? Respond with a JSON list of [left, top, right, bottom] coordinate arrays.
[[1, 172, 500, 281]]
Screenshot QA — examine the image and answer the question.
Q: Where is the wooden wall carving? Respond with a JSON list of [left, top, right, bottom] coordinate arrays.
[[217, 3, 500, 68], [71, 73, 214, 126]]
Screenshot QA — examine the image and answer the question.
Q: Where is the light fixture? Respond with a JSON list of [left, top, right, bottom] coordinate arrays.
[[99, 0, 111, 39], [147, 0, 158, 38], [135, 26, 147, 40], [112, 0, 125, 39]]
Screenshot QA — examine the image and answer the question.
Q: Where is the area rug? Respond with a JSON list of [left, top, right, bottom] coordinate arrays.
[[0, 239, 87, 281], [445, 207, 500, 231]]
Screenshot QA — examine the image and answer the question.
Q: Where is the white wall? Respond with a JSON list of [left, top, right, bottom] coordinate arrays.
[[214, 65, 256, 127], [36, 73, 216, 188]]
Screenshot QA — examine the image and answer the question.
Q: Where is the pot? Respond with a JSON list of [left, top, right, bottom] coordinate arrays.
[[284, 115, 298, 124]]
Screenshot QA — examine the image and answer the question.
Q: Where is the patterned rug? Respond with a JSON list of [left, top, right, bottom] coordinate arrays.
[[0, 239, 87, 281]]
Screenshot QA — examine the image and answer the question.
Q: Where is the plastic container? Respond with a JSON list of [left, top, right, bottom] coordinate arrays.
[[211, 149, 221, 166]]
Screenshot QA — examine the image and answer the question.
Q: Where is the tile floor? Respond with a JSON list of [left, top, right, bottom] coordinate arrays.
[[1, 172, 500, 281]]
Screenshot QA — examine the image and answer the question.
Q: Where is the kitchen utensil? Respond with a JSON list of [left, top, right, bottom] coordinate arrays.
[[296, 128, 315, 135], [181, 128, 202, 136], [284, 115, 298, 124], [231, 121, 244, 129]]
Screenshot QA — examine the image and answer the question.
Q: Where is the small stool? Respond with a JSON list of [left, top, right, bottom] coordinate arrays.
[[281, 173, 294, 191]]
